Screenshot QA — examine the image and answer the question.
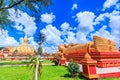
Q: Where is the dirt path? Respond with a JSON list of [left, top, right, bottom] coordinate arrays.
[[0, 63, 54, 67]]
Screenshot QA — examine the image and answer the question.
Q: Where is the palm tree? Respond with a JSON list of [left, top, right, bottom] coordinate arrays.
[[28, 32, 46, 80], [35, 32, 46, 55], [28, 54, 42, 80]]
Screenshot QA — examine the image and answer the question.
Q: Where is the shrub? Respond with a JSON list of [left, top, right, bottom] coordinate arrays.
[[52, 56, 60, 66], [66, 62, 80, 77]]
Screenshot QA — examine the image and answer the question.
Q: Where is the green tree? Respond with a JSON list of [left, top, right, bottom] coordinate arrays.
[[35, 32, 46, 55], [28, 55, 42, 80], [0, 0, 52, 29], [0, 9, 13, 29], [28, 32, 46, 80]]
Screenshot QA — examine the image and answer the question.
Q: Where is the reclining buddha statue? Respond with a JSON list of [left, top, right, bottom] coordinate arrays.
[[57, 35, 118, 55]]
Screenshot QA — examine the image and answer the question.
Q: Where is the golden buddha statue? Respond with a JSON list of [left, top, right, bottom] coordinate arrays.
[[57, 35, 118, 55]]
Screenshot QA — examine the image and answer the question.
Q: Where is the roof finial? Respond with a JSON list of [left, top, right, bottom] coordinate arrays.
[[84, 53, 91, 59], [23, 33, 28, 43], [24, 33, 28, 38]]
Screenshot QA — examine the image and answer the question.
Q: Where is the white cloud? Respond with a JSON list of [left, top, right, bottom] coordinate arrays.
[[8, 9, 37, 36], [0, 30, 19, 47], [94, 13, 109, 25], [6, 6, 120, 53], [65, 31, 77, 43], [41, 10, 120, 52], [76, 32, 88, 43], [91, 10, 120, 49], [19, 37, 24, 44], [90, 25, 120, 48], [42, 44, 58, 53], [41, 24, 62, 45], [60, 22, 86, 44], [91, 25, 112, 39], [109, 12, 120, 30], [103, 0, 119, 11], [108, 11, 120, 43], [28, 37, 38, 47], [94, 10, 120, 40], [39, 5, 120, 53], [115, 3, 120, 10], [76, 11, 95, 34], [49, 11, 97, 45], [71, 3, 78, 10], [74, 10, 120, 48], [41, 13, 55, 24], [60, 22, 70, 36], [40, 23, 79, 53], [94, 10, 120, 25], [61, 22, 70, 31], [40, 24, 63, 53], [73, 11, 96, 44]]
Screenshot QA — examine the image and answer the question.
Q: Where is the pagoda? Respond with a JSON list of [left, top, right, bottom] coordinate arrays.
[[5, 34, 35, 60]]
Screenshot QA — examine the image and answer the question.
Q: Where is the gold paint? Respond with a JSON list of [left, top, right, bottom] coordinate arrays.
[[8, 34, 35, 55]]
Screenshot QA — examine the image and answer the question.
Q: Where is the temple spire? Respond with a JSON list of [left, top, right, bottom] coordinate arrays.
[[25, 33, 28, 38], [23, 33, 28, 44]]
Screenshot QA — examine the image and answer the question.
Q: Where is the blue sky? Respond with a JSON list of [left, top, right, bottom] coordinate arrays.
[[0, 0, 120, 53]]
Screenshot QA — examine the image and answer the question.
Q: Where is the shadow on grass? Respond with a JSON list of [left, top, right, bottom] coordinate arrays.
[[61, 73, 87, 80], [63, 73, 72, 78], [78, 75, 87, 80]]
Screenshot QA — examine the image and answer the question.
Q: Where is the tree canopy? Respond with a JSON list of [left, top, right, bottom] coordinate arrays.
[[34, 32, 46, 55], [0, 0, 52, 29]]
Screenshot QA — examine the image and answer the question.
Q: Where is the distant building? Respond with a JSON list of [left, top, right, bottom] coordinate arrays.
[[0, 34, 35, 60], [8, 34, 35, 56]]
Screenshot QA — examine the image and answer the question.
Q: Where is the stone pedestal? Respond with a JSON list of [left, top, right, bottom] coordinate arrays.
[[61, 58, 66, 66], [81, 53, 99, 79], [60, 53, 66, 66]]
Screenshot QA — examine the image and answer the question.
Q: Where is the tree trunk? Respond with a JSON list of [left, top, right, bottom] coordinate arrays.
[[35, 58, 39, 80]]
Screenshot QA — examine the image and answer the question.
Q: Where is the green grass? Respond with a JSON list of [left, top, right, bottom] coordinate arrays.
[[41, 65, 80, 80], [0, 65, 84, 80], [0, 60, 53, 65], [0, 66, 32, 80], [0, 60, 120, 80], [41, 59, 53, 64], [0, 60, 25, 65]]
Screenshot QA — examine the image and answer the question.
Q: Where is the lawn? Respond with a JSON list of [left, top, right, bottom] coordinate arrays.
[[0, 60, 27, 65], [0, 60, 53, 65], [0, 66, 32, 80], [0, 60, 120, 80], [41, 65, 81, 80], [0, 65, 84, 80]]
